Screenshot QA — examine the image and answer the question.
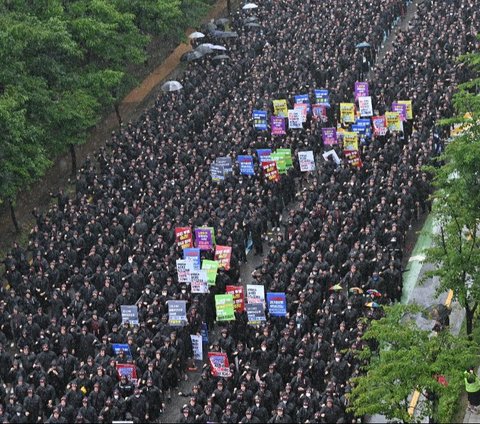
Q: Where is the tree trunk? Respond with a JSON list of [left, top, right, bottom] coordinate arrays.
[[114, 103, 122, 128], [70, 144, 77, 177], [465, 302, 477, 336], [227, 0, 231, 16], [9, 200, 19, 232]]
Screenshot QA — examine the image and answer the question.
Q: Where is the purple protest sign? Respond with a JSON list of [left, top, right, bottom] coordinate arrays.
[[271, 116, 286, 135], [391, 102, 407, 121], [354, 82, 369, 99], [322, 128, 338, 146], [194, 228, 214, 250]]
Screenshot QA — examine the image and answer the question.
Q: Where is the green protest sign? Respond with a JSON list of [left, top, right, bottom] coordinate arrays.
[[202, 260, 219, 286], [215, 294, 235, 321]]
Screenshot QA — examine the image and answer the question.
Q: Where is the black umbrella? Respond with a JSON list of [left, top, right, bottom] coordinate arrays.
[[245, 22, 262, 28], [180, 50, 205, 62], [356, 41, 371, 48], [213, 31, 239, 38], [212, 54, 229, 61]]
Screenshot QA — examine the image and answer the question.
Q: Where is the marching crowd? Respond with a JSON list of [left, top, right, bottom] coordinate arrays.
[[0, 0, 479, 423]]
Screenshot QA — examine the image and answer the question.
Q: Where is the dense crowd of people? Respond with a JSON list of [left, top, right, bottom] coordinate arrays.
[[0, 0, 479, 422]]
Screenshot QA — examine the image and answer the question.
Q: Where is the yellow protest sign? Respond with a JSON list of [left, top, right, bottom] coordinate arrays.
[[273, 99, 288, 117], [340, 103, 355, 123], [385, 111, 402, 132], [342, 132, 359, 151]]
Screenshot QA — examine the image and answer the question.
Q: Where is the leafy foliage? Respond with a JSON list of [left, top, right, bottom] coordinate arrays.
[[349, 305, 478, 423]]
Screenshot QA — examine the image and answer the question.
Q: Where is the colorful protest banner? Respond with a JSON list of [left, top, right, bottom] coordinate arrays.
[[372, 115, 387, 136], [322, 127, 338, 146], [270, 152, 287, 174], [276, 148, 293, 167], [342, 132, 359, 151], [256, 148, 272, 162], [385, 111, 402, 132], [194, 227, 214, 250], [226, 285, 245, 312], [398, 100, 413, 119], [201, 323, 209, 343], [216, 157, 232, 174], [237, 155, 255, 175], [116, 364, 137, 382], [190, 270, 209, 293], [391, 102, 407, 122], [344, 149, 363, 168], [253, 110, 268, 130], [175, 227, 193, 249], [312, 104, 328, 122], [202, 259, 219, 286], [340, 103, 355, 124], [273, 99, 288, 117], [298, 151, 315, 172], [190, 335, 203, 360], [120, 305, 139, 325], [287, 109, 303, 129], [168, 300, 187, 326], [314, 89, 330, 106], [247, 303, 266, 325], [358, 96, 373, 117], [261, 161, 280, 182], [214, 245, 232, 270], [266, 292, 287, 317], [112, 344, 132, 358], [184, 248, 201, 270], [354, 82, 369, 99], [294, 94, 311, 113], [176, 259, 193, 283], [208, 352, 231, 378], [210, 163, 225, 181], [271, 116, 286, 135], [247, 284, 265, 304], [215, 294, 235, 321], [294, 103, 308, 122]]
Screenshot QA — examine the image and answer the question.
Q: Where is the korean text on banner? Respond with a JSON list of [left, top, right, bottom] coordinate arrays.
[[266, 292, 287, 317], [256, 148, 272, 162], [208, 352, 231, 378], [314, 89, 330, 106], [261, 161, 280, 182], [202, 259, 219, 286], [194, 227, 214, 250], [190, 270, 208, 293], [273, 99, 288, 117], [168, 300, 187, 327], [372, 116, 387, 136], [287, 109, 303, 129], [237, 155, 255, 175], [175, 227, 193, 249], [342, 132, 359, 151], [322, 128, 337, 146], [253, 110, 268, 130], [271, 116, 286, 135], [215, 294, 235, 321], [298, 151, 315, 172], [226, 285, 245, 312], [214, 245, 232, 270], [120, 305, 139, 325], [358, 96, 373, 117], [385, 111, 402, 132], [191, 335, 203, 360], [183, 248, 201, 270], [246, 284, 265, 304], [398, 100, 413, 119], [354, 82, 369, 99], [247, 303, 266, 325], [340, 103, 355, 123]]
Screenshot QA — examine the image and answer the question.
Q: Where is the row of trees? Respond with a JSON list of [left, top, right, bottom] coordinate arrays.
[[350, 36, 480, 422], [0, 0, 213, 228]]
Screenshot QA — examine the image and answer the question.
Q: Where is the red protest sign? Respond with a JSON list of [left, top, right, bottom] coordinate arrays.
[[226, 285, 245, 312], [208, 352, 231, 378], [175, 227, 193, 249], [261, 161, 280, 182], [116, 363, 137, 383], [214, 245, 232, 270], [343, 150, 363, 168]]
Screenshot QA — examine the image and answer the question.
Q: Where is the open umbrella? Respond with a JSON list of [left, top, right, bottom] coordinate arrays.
[[349, 287, 364, 294], [213, 31, 239, 38], [245, 22, 262, 28], [211, 45, 227, 51], [180, 50, 204, 62], [366, 289, 382, 298], [195, 44, 215, 54], [212, 54, 229, 61], [329, 284, 343, 291], [189, 31, 205, 39], [365, 302, 380, 308], [242, 3, 258, 9], [356, 41, 371, 48], [161, 81, 183, 92], [244, 16, 258, 23]]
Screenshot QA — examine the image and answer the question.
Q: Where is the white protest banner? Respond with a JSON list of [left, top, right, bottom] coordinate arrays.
[[246, 284, 265, 304], [358, 96, 373, 117], [287, 109, 303, 129], [190, 270, 209, 293], [190, 334, 203, 360], [322, 149, 341, 165], [298, 151, 315, 172], [176, 259, 192, 284]]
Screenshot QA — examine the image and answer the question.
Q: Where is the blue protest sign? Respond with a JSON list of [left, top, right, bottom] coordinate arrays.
[[211, 163, 225, 181], [120, 305, 139, 325], [256, 149, 272, 163], [266, 292, 287, 317], [112, 344, 132, 358], [237, 155, 255, 175], [314, 89, 330, 107], [294, 94, 311, 113], [183, 248, 201, 270], [201, 322, 209, 344], [216, 157, 232, 174], [253, 110, 268, 130]]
